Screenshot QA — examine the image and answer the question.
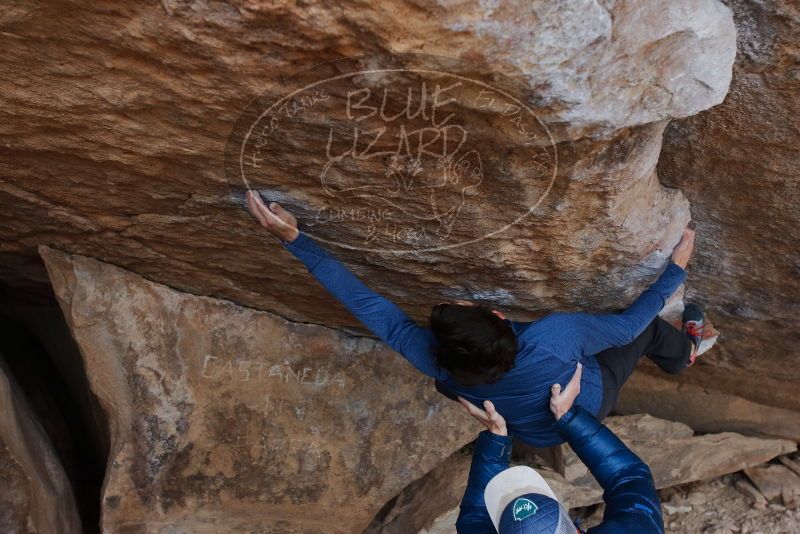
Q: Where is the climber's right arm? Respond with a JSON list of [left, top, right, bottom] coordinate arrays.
[[536, 227, 693, 359], [247, 192, 440, 378], [564, 262, 687, 353]]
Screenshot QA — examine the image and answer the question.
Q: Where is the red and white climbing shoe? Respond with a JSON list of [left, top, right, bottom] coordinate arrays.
[[683, 303, 719, 366]]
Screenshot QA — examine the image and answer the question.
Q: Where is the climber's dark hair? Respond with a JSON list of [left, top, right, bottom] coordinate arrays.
[[428, 303, 517, 386]]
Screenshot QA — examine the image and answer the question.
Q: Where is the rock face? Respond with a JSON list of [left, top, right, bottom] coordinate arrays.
[[565, 414, 796, 502], [0, 0, 735, 333], [367, 413, 796, 534], [0, 363, 81, 534], [616, 369, 800, 442], [3, 0, 799, 530], [40, 246, 476, 533], [654, 0, 800, 413]]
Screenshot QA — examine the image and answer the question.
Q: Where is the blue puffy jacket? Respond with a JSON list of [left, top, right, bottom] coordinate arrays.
[[456, 406, 664, 533]]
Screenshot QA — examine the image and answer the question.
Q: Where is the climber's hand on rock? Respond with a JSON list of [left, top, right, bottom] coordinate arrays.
[[246, 190, 299, 243], [458, 397, 508, 437], [549, 363, 582, 421], [671, 224, 696, 270]]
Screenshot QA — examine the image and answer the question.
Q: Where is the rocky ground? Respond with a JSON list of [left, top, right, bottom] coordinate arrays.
[[576, 454, 800, 534], [660, 477, 800, 534]]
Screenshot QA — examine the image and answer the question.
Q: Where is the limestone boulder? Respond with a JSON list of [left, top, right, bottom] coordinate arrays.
[[0, 362, 81, 534], [565, 414, 796, 499], [366, 413, 796, 534], [616, 370, 800, 442], [40, 246, 477, 533]]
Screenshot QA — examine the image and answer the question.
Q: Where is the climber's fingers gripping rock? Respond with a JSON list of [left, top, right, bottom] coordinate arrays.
[[246, 190, 299, 243], [671, 224, 696, 270]]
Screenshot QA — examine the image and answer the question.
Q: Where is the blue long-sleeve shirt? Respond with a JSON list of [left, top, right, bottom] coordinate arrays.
[[284, 233, 686, 446], [455, 406, 664, 533]]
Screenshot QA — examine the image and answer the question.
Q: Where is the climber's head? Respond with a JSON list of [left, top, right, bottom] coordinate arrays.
[[484, 466, 579, 534], [429, 300, 517, 385]]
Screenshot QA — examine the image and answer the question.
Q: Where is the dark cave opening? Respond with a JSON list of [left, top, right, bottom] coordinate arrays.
[[0, 283, 109, 534]]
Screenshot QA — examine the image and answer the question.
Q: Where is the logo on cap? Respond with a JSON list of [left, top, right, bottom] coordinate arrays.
[[512, 497, 538, 521]]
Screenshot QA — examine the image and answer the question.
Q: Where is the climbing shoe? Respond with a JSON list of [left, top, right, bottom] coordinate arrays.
[[683, 303, 719, 366]]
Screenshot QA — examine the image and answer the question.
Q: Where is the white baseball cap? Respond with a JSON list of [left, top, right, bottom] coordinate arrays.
[[485, 466, 579, 534], [484, 466, 559, 531]]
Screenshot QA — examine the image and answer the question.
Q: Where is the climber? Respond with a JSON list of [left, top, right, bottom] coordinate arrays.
[[455, 364, 664, 533], [245, 190, 717, 447]]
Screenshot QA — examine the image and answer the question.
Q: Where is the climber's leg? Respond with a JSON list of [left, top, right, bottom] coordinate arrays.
[[640, 317, 693, 374], [595, 317, 691, 420]]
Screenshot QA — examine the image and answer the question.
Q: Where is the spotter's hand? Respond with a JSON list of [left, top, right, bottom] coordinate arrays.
[[458, 397, 508, 437], [550, 363, 582, 421]]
